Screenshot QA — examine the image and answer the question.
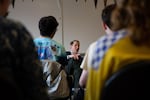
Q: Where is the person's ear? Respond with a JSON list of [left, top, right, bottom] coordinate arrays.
[[50, 32, 55, 38], [103, 23, 107, 30]]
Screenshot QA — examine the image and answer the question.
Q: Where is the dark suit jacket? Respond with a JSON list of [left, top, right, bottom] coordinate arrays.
[[65, 51, 83, 88]]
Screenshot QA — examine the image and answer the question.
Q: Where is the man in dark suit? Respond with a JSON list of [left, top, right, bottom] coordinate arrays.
[[65, 40, 83, 88]]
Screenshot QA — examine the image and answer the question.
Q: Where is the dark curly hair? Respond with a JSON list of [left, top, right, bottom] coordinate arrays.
[[39, 16, 59, 37]]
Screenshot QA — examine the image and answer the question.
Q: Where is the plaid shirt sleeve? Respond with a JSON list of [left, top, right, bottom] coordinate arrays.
[[91, 30, 127, 70]]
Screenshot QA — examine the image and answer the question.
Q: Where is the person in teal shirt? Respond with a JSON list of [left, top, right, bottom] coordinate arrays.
[[34, 16, 67, 66]]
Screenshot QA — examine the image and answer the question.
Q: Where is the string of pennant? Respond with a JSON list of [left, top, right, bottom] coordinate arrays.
[[76, 0, 98, 8], [75, 0, 117, 8], [11, 0, 116, 8], [12, 0, 99, 8]]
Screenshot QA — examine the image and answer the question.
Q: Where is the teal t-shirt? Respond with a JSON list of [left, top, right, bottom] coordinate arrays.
[[34, 37, 67, 63]]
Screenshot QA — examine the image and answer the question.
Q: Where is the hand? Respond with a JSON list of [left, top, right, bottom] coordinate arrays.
[[68, 54, 80, 60]]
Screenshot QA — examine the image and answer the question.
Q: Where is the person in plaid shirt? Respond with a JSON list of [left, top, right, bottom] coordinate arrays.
[[85, 0, 150, 100], [79, 4, 117, 88]]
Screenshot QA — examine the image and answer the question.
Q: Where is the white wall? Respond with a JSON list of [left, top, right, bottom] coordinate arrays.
[[8, 0, 109, 53]]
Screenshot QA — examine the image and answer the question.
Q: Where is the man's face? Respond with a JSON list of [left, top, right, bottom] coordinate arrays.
[[70, 41, 80, 53]]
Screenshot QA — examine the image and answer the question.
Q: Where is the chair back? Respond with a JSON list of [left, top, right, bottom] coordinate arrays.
[[101, 61, 150, 100]]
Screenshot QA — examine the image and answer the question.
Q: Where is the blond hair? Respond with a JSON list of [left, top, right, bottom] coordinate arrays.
[[112, 0, 150, 45]]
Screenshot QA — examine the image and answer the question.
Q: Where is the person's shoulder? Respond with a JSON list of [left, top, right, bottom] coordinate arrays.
[[34, 37, 47, 42], [34, 37, 52, 46], [52, 39, 65, 49], [52, 40, 62, 45], [89, 41, 97, 50], [88, 35, 108, 51], [94, 29, 127, 48], [96, 29, 126, 42], [34, 37, 41, 44], [108, 36, 131, 53]]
